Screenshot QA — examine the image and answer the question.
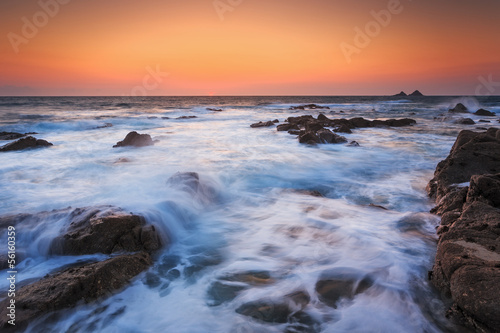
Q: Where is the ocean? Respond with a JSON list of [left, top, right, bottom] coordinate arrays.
[[1, 95, 499, 332]]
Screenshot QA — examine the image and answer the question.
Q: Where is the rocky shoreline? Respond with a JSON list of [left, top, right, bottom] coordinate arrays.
[[427, 128, 500, 332]]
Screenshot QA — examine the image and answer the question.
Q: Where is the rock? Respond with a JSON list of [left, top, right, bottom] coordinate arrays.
[[235, 291, 310, 324], [409, 90, 424, 96], [298, 132, 320, 145], [113, 131, 154, 148], [454, 118, 475, 125], [289, 104, 329, 110], [273, 119, 279, 123], [250, 121, 274, 128], [428, 128, 500, 331], [317, 114, 330, 122], [147, 116, 158, 119], [0, 252, 152, 329], [479, 120, 491, 123], [315, 268, 374, 308], [394, 91, 407, 97], [177, 116, 197, 119], [96, 123, 113, 129], [0, 136, 53, 152], [167, 172, 217, 203], [333, 124, 352, 134], [426, 128, 500, 201], [277, 123, 298, 132], [475, 109, 495, 117], [317, 129, 347, 144], [0, 132, 26, 140], [207, 281, 247, 306], [348, 141, 360, 147], [449, 103, 469, 113], [50, 206, 163, 255], [207, 108, 222, 112]]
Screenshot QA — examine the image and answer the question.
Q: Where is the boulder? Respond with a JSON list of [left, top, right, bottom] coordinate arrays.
[[277, 123, 298, 132], [0, 136, 53, 152], [317, 129, 347, 144], [426, 128, 500, 201], [0, 132, 26, 140], [449, 103, 469, 113], [0, 252, 152, 329], [454, 118, 475, 125], [475, 109, 495, 117], [113, 131, 154, 148], [333, 124, 352, 134], [50, 206, 163, 255], [250, 121, 274, 128]]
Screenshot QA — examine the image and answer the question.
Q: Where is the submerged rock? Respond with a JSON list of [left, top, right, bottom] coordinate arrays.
[[289, 104, 329, 110], [454, 118, 475, 125], [315, 268, 374, 308], [0, 136, 53, 152], [50, 206, 163, 255], [0, 252, 152, 329], [177, 116, 197, 119], [113, 131, 154, 148], [207, 108, 222, 112]]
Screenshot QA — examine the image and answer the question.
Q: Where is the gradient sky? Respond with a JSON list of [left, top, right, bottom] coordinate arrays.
[[1, 0, 500, 96]]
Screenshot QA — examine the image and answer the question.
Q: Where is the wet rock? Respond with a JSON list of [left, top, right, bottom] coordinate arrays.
[[0, 136, 53, 152], [333, 124, 352, 134], [50, 206, 163, 255], [315, 268, 374, 308], [348, 141, 360, 147], [449, 103, 469, 113], [177, 116, 197, 119], [289, 104, 329, 110], [475, 109, 495, 117], [166, 172, 217, 203], [317, 129, 347, 144], [479, 120, 491, 123], [96, 123, 113, 129], [220, 270, 274, 285], [277, 123, 299, 132], [273, 119, 279, 123], [207, 108, 222, 112], [317, 114, 330, 122], [0, 132, 26, 140], [207, 281, 247, 306], [428, 129, 500, 331], [235, 291, 310, 324], [0, 252, 152, 329], [454, 118, 475, 125], [113, 131, 154, 148], [250, 121, 275, 128], [426, 128, 500, 201]]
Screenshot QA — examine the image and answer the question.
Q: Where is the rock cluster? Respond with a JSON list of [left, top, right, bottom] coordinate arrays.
[[427, 128, 500, 332], [0, 206, 164, 329]]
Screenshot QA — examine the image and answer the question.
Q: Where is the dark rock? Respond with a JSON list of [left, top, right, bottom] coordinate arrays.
[[317, 114, 330, 122], [207, 108, 222, 112], [315, 268, 374, 308], [428, 128, 500, 331], [394, 91, 407, 97], [50, 206, 163, 255], [176, 116, 197, 119], [305, 122, 324, 133], [426, 128, 500, 201], [113, 131, 154, 148], [277, 123, 298, 132], [220, 271, 274, 285], [273, 119, 279, 123], [449, 103, 469, 113], [0, 132, 26, 140], [475, 109, 495, 117], [0, 136, 53, 152], [333, 124, 352, 134], [0, 252, 152, 329], [317, 129, 347, 144], [298, 132, 320, 145], [409, 90, 424, 97], [250, 121, 274, 128], [288, 130, 301, 135], [479, 120, 491, 123], [348, 141, 360, 147], [207, 281, 247, 306], [147, 116, 158, 119], [290, 104, 329, 110], [454, 118, 475, 125]]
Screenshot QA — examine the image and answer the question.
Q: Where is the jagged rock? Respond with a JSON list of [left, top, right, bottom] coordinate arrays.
[[113, 131, 154, 148], [449, 103, 469, 113], [0, 136, 53, 152], [250, 121, 274, 128], [475, 109, 495, 117], [50, 206, 163, 255], [426, 128, 500, 201], [0, 252, 152, 329]]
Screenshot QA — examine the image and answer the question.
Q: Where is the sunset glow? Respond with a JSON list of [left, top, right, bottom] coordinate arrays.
[[1, 0, 500, 95]]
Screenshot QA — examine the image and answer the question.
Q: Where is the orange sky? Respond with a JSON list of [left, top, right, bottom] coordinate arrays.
[[1, 0, 500, 96]]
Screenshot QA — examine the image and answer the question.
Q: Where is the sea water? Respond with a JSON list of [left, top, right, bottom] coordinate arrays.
[[1, 96, 499, 332]]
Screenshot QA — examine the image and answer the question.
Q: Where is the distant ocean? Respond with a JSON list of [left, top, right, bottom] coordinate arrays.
[[1, 95, 498, 332]]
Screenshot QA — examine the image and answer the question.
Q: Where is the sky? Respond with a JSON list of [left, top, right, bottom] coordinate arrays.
[[1, 0, 500, 96]]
